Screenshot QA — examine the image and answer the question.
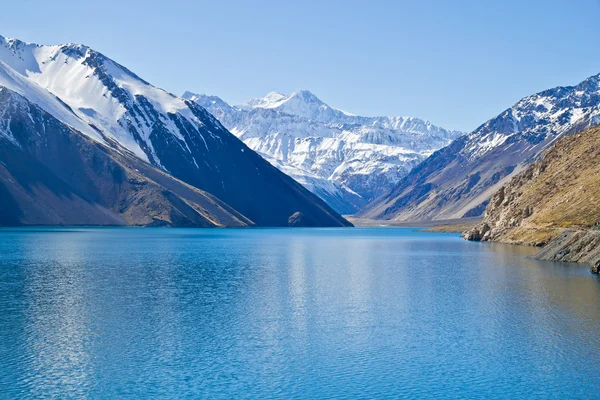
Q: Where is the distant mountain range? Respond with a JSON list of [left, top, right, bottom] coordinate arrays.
[[359, 72, 600, 221], [184, 90, 462, 213], [0, 35, 350, 227]]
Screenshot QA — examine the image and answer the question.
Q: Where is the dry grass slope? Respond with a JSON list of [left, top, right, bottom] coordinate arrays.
[[464, 125, 600, 267]]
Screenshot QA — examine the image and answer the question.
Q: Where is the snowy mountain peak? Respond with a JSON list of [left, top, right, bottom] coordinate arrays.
[[184, 90, 463, 213], [183, 91, 231, 110], [239, 91, 286, 110], [0, 35, 94, 63], [0, 35, 202, 161], [234, 90, 357, 122], [288, 89, 323, 104], [239, 90, 323, 108], [0, 34, 350, 227], [0, 35, 37, 49], [461, 71, 600, 161], [574, 72, 600, 93], [261, 90, 289, 105], [361, 70, 600, 222]]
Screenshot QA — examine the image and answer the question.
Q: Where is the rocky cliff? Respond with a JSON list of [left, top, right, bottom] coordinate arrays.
[[464, 125, 600, 269]]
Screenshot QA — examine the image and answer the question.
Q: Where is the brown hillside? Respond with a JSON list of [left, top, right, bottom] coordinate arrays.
[[464, 125, 600, 266]]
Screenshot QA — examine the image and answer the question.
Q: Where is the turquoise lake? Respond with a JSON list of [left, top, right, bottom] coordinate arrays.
[[0, 227, 599, 398]]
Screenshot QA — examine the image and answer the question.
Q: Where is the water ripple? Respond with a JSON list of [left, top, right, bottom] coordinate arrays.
[[0, 228, 599, 398]]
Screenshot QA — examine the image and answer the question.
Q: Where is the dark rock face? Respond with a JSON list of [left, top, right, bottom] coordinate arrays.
[[533, 230, 600, 271], [0, 88, 252, 227], [462, 200, 489, 218], [87, 51, 351, 227], [146, 101, 352, 227], [101, 87, 351, 227]]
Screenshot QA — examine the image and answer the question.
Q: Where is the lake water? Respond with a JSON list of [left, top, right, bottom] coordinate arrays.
[[0, 227, 599, 398]]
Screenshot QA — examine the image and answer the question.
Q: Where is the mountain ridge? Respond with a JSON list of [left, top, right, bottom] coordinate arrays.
[[0, 86, 252, 227], [359, 71, 600, 221], [0, 34, 351, 227]]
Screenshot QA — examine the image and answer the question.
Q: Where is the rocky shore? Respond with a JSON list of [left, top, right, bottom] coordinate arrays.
[[533, 229, 600, 271]]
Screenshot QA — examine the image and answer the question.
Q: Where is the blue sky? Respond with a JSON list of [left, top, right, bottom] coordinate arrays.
[[2, 0, 600, 131]]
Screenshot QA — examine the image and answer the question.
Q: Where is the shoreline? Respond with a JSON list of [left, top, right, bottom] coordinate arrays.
[[345, 216, 481, 229], [464, 224, 600, 273]]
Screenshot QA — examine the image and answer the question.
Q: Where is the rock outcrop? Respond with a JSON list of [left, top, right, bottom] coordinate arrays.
[[534, 230, 600, 268], [288, 212, 306, 227]]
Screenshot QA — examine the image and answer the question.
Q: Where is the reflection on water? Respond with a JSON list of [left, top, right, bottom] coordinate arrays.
[[1, 228, 600, 398], [2, 232, 95, 397]]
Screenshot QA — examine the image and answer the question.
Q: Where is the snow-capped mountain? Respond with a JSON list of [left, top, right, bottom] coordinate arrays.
[[360, 72, 600, 221], [0, 35, 350, 227], [183, 90, 463, 213], [0, 85, 253, 227]]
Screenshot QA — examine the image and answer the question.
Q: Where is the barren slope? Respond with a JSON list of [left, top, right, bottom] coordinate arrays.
[[464, 125, 600, 266]]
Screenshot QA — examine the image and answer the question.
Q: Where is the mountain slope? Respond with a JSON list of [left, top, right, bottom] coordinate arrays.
[[0, 87, 252, 227], [360, 73, 600, 221], [184, 90, 462, 214], [0, 35, 350, 227], [463, 125, 600, 267]]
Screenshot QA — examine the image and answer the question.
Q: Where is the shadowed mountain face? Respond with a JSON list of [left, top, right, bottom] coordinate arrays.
[[0, 87, 252, 227], [184, 91, 462, 214], [360, 73, 600, 222], [0, 35, 350, 227]]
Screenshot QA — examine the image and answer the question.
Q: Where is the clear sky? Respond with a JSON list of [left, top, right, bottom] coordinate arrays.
[[2, 0, 600, 131]]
